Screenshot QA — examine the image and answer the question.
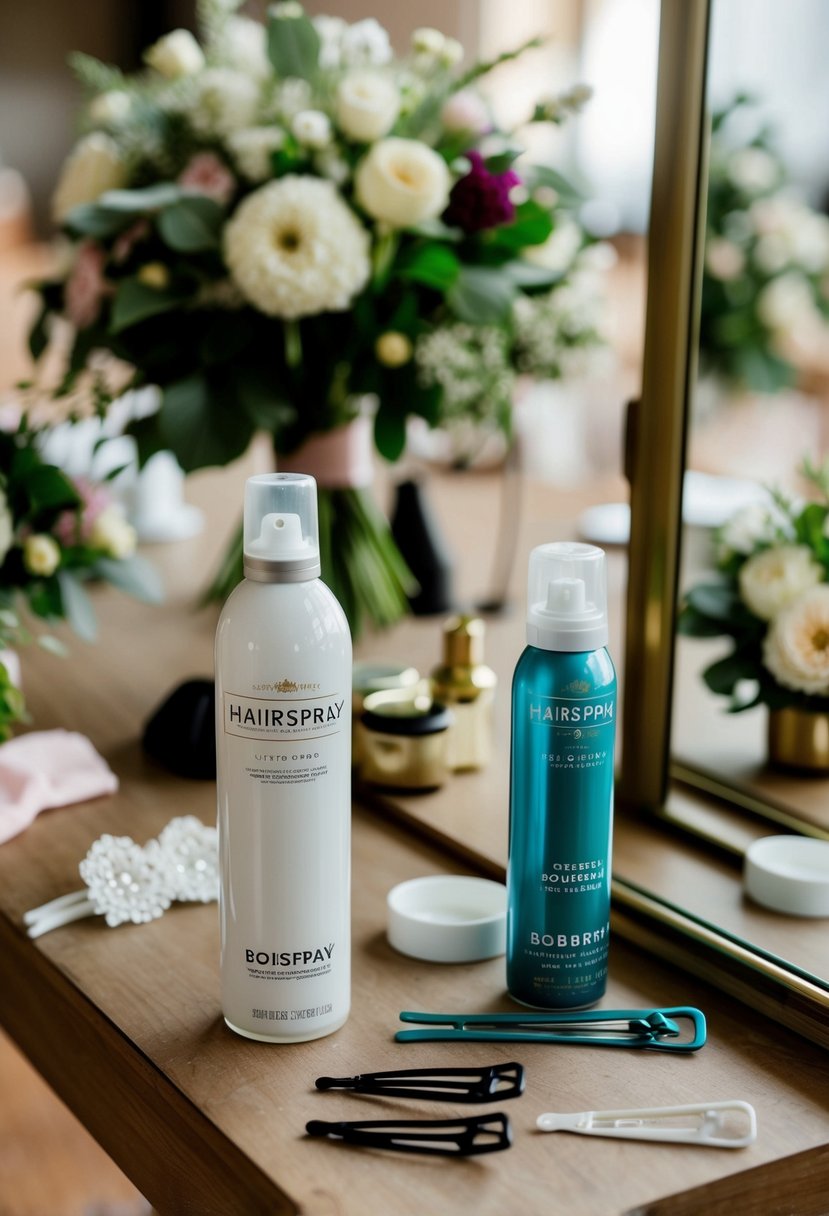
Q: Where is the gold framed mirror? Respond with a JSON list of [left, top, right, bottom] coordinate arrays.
[[615, 0, 829, 1047]]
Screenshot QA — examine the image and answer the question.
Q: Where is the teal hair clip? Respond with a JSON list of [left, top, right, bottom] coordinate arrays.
[[396, 1007, 706, 1051]]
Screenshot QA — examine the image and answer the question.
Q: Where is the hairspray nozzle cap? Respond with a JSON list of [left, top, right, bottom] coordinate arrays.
[[526, 542, 608, 652], [243, 473, 321, 581]]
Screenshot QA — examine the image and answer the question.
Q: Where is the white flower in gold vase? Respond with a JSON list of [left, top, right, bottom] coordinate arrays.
[[52, 133, 128, 222], [144, 29, 205, 79], [739, 544, 823, 622], [336, 71, 400, 143], [224, 176, 371, 319], [355, 138, 450, 229], [717, 503, 778, 561], [728, 147, 778, 194], [763, 586, 829, 695]]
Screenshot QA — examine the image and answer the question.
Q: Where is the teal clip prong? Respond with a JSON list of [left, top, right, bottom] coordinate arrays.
[[396, 1007, 706, 1052]]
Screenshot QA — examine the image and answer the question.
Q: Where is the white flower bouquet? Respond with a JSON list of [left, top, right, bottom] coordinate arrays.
[[0, 421, 162, 737], [679, 462, 829, 710], [29, 0, 603, 634], [701, 94, 829, 393]]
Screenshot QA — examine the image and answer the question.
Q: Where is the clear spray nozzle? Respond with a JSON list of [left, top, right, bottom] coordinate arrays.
[[248, 512, 309, 560], [526, 542, 608, 652], [547, 577, 587, 615], [243, 473, 321, 580]]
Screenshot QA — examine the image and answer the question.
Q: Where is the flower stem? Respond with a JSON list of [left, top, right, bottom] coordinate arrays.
[[284, 320, 302, 369]]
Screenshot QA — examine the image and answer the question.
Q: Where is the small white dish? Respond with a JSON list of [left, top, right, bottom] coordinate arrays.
[[744, 835, 829, 917], [387, 875, 507, 963]]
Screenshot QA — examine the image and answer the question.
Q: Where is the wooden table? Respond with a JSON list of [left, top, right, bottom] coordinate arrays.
[[1, 460, 828, 1216]]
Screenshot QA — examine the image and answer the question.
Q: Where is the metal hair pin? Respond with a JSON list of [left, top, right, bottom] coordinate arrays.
[[536, 1100, 757, 1148], [395, 1007, 706, 1051], [315, 1062, 525, 1103], [305, 1112, 513, 1156]]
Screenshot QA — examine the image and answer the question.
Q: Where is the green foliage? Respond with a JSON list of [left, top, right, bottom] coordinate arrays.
[[267, 9, 321, 79], [110, 280, 184, 333], [447, 266, 516, 324], [157, 196, 223, 252]]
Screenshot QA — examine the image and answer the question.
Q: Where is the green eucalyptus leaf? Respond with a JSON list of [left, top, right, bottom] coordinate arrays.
[[110, 280, 183, 334], [63, 203, 133, 239], [57, 572, 98, 642], [94, 556, 164, 604], [702, 649, 756, 696], [158, 376, 254, 471], [98, 184, 183, 212], [267, 9, 321, 79], [396, 244, 460, 291], [157, 196, 223, 252], [447, 265, 516, 324], [374, 408, 407, 462], [27, 465, 79, 511]]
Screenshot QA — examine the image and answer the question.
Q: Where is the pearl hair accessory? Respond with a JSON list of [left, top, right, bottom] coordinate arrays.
[[23, 815, 218, 938]]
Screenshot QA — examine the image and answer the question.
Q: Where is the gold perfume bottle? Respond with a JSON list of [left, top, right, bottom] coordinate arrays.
[[430, 616, 497, 771]]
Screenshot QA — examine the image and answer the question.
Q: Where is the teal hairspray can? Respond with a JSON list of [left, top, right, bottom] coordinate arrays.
[[506, 542, 616, 1009]]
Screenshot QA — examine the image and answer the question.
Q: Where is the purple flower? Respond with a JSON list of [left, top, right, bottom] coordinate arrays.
[[443, 150, 520, 234]]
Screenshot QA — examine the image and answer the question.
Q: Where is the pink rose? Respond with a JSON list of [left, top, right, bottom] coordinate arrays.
[[178, 153, 236, 205], [64, 240, 110, 329], [53, 476, 112, 547]]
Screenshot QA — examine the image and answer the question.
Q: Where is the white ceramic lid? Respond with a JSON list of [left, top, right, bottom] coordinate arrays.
[[744, 835, 829, 917], [387, 875, 507, 963]]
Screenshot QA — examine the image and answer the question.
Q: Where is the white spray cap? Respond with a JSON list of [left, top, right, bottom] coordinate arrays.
[[243, 473, 321, 582], [526, 541, 608, 652]]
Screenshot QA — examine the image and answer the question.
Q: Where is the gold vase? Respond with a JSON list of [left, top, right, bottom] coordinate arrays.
[[767, 707, 829, 773]]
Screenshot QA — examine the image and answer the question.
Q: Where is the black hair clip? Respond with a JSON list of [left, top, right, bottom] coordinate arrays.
[[305, 1112, 512, 1156], [315, 1062, 524, 1103]]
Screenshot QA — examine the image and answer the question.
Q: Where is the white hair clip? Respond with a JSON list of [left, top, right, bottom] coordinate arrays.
[[23, 815, 218, 938]]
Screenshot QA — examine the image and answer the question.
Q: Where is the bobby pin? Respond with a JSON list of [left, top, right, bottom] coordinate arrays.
[[315, 1062, 525, 1103], [305, 1112, 512, 1156], [395, 1007, 707, 1051]]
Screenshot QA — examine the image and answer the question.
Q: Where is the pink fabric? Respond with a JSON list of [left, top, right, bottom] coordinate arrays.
[[0, 729, 118, 844], [276, 415, 374, 488]]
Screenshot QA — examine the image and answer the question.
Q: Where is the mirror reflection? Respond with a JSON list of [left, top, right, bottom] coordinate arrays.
[[674, 0, 829, 836]]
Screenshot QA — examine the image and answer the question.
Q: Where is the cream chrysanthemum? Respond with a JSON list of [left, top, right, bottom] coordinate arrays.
[[224, 177, 371, 319], [763, 586, 829, 695], [738, 544, 823, 622]]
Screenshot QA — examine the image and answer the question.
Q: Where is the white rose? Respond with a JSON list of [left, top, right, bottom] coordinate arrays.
[[441, 39, 464, 66], [757, 272, 816, 334], [717, 502, 778, 560], [291, 110, 332, 149], [440, 89, 490, 135], [23, 534, 61, 578], [412, 27, 446, 56], [144, 29, 205, 78], [336, 71, 400, 143], [227, 127, 285, 182], [355, 138, 450, 229], [88, 90, 132, 126], [739, 544, 823, 621], [52, 133, 128, 222], [763, 585, 829, 695], [341, 18, 392, 68], [188, 69, 260, 138], [220, 16, 270, 78], [705, 237, 745, 282], [728, 147, 778, 194], [90, 505, 137, 559]]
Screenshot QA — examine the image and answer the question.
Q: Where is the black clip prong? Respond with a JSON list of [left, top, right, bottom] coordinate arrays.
[[305, 1112, 512, 1156], [315, 1062, 525, 1103]]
